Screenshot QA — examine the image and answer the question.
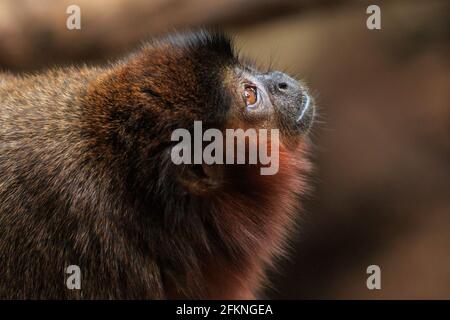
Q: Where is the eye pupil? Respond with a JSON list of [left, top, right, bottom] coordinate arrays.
[[244, 86, 257, 106]]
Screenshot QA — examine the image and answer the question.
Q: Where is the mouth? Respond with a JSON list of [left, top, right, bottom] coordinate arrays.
[[294, 92, 314, 133], [296, 93, 311, 123]]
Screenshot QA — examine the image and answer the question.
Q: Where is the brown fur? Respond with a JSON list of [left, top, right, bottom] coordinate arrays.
[[0, 31, 312, 299]]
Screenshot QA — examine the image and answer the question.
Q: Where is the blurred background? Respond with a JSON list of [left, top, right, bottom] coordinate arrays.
[[0, 0, 448, 299]]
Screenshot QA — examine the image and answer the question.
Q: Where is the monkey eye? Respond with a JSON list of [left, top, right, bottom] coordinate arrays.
[[243, 85, 258, 107]]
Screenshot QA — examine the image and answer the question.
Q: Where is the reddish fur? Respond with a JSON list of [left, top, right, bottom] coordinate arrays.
[[207, 143, 310, 298], [165, 139, 311, 299]]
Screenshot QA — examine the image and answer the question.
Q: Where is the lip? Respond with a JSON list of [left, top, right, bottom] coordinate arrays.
[[296, 93, 311, 123]]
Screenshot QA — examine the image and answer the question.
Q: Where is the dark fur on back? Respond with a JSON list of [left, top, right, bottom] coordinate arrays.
[[0, 31, 310, 299]]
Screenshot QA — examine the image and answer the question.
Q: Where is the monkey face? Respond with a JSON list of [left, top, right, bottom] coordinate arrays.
[[227, 67, 314, 142]]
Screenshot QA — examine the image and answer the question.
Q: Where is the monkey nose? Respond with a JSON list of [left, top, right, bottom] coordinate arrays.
[[269, 71, 299, 93], [260, 71, 314, 133], [271, 71, 314, 131]]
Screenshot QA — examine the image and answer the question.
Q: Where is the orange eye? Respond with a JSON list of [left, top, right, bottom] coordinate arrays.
[[243, 86, 258, 106]]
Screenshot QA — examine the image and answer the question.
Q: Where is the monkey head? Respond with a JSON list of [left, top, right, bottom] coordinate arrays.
[[86, 30, 314, 197]]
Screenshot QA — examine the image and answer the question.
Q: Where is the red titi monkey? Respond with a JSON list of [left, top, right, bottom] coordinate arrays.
[[0, 30, 314, 299]]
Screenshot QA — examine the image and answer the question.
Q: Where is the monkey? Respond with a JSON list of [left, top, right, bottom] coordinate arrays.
[[0, 30, 314, 299]]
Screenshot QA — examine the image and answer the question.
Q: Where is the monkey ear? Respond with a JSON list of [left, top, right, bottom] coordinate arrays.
[[178, 164, 223, 195]]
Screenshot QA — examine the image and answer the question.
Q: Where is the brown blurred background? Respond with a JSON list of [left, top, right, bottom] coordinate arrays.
[[1, 0, 448, 299]]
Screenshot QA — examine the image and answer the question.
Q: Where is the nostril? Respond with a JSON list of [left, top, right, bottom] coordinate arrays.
[[278, 82, 288, 90]]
